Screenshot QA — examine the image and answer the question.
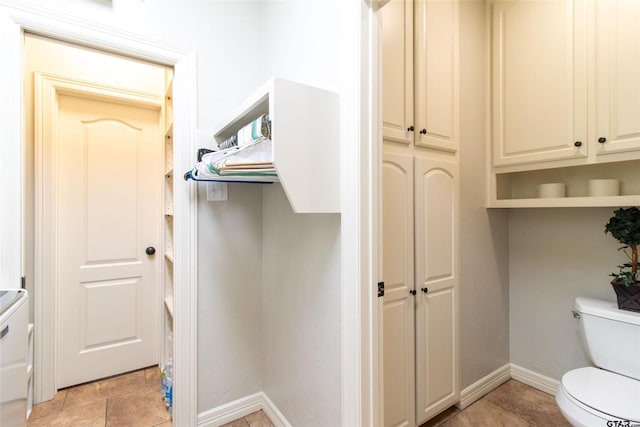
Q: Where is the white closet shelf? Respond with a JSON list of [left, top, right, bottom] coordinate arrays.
[[164, 296, 174, 319], [186, 77, 341, 214], [488, 159, 640, 208], [488, 195, 640, 208]]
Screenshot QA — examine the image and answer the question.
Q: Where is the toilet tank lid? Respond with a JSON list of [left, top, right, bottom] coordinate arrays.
[[563, 367, 640, 422], [575, 297, 640, 325]]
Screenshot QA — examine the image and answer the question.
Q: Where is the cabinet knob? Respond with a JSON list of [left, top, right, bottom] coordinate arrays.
[[145, 246, 156, 255], [598, 137, 607, 143], [407, 126, 415, 132], [421, 287, 428, 293], [420, 129, 427, 135], [574, 141, 582, 147], [409, 289, 417, 296]]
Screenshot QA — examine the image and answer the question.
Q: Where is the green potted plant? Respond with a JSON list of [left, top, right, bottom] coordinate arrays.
[[604, 207, 640, 312]]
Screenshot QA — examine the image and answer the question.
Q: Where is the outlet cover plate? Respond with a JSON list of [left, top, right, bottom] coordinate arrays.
[[206, 182, 228, 201]]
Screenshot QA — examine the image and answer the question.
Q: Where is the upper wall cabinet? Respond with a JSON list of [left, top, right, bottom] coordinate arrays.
[[492, 0, 640, 168], [382, 0, 458, 154], [489, 0, 640, 207], [594, 0, 640, 158], [491, 0, 588, 167]]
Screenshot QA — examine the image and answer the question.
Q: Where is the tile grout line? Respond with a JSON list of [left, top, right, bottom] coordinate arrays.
[[104, 397, 109, 427]]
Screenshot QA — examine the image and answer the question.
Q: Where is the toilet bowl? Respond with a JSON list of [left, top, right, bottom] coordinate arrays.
[[556, 367, 640, 426], [555, 298, 640, 426]]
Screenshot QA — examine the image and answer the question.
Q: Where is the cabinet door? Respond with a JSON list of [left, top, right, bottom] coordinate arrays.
[[382, 0, 414, 145], [491, 0, 588, 166], [414, 0, 458, 153], [382, 151, 415, 427], [414, 156, 458, 424], [594, 0, 640, 157]]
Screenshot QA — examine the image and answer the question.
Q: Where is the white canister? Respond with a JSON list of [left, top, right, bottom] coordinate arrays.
[[588, 179, 619, 197], [537, 183, 566, 198]]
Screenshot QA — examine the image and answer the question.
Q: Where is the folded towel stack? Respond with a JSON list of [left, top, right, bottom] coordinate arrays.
[[197, 114, 275, 179]]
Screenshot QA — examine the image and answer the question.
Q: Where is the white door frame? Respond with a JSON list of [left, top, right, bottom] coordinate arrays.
[[340, 1, 383, 426], [0, 3, 198, 426]]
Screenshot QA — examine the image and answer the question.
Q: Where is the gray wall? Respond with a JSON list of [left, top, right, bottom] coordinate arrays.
[[458, 0, 511, 388], [509, 208, 619, 380], [262, 185, 341, 427], [197, 184, 264, 408]]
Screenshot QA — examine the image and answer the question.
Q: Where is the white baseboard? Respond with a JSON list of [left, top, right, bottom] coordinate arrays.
[[197, 392, 291, 427], [199, 365, 558, 426], [510, 363, 560, 396], [457, 363, 511, 409], [456, 363, 560, 410], [259, 393, 292, 427]]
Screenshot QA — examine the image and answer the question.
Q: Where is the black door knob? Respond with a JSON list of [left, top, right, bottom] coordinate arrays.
[[574, 141, 582, 147], [407, 125, 415, 132], [421, 287, 428, 293], [409, 289, 417, 296], [598, 137, 607, 143], [420, 129, 427, 135], [145, 247, 156, 255]]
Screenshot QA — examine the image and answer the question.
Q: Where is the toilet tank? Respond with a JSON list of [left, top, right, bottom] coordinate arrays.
[[575, 297, 640, 381]]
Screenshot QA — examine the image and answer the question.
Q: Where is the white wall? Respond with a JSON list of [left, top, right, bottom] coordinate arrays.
[[258, 2, 344, 425], [261, 0, 342, 93], [197, 184, 264, 408], [458, 0, 510, 388], [262, 185, 341, 427], [509, 208, 619, 380]]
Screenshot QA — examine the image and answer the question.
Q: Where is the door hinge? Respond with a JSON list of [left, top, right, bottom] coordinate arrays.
[[377, 281, 384, 298]]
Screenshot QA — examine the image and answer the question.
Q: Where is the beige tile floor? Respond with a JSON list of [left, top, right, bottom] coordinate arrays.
[[422, 379, 570, 427], [29, 372, 566, 427], [221, 410, 275, 427], [27, 366, 172, 427]]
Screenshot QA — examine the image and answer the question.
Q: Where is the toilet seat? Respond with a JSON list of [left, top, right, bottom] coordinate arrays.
[[561, 367, 640, 423], [556, 382, 612, 427]]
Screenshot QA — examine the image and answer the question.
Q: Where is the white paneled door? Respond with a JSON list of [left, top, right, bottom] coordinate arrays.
[[41, 76, 163, 388], [382, 152, 415, 427], [414, 156, 459, 424]]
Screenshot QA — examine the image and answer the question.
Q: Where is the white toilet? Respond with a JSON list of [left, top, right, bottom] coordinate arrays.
[[556, 297, 640, 426]]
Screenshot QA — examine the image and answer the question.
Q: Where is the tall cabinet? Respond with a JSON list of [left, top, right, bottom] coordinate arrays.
[[381, 1, 460, 425]]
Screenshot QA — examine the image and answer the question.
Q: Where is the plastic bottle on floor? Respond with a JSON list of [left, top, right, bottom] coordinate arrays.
[[161, 358, 173, 402]]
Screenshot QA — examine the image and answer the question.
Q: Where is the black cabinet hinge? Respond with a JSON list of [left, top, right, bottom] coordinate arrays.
[[377, 281, 384, 298]]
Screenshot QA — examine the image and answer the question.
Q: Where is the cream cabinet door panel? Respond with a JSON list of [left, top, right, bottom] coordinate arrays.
[[416, 287, 456, 424], [382, 151, 415, 427], [414, 0, 458, 153], [414, 156, 458, 424], [595, 0, 640, 157], [491, 0, 588, 166], [382, 0, 414, 145]]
